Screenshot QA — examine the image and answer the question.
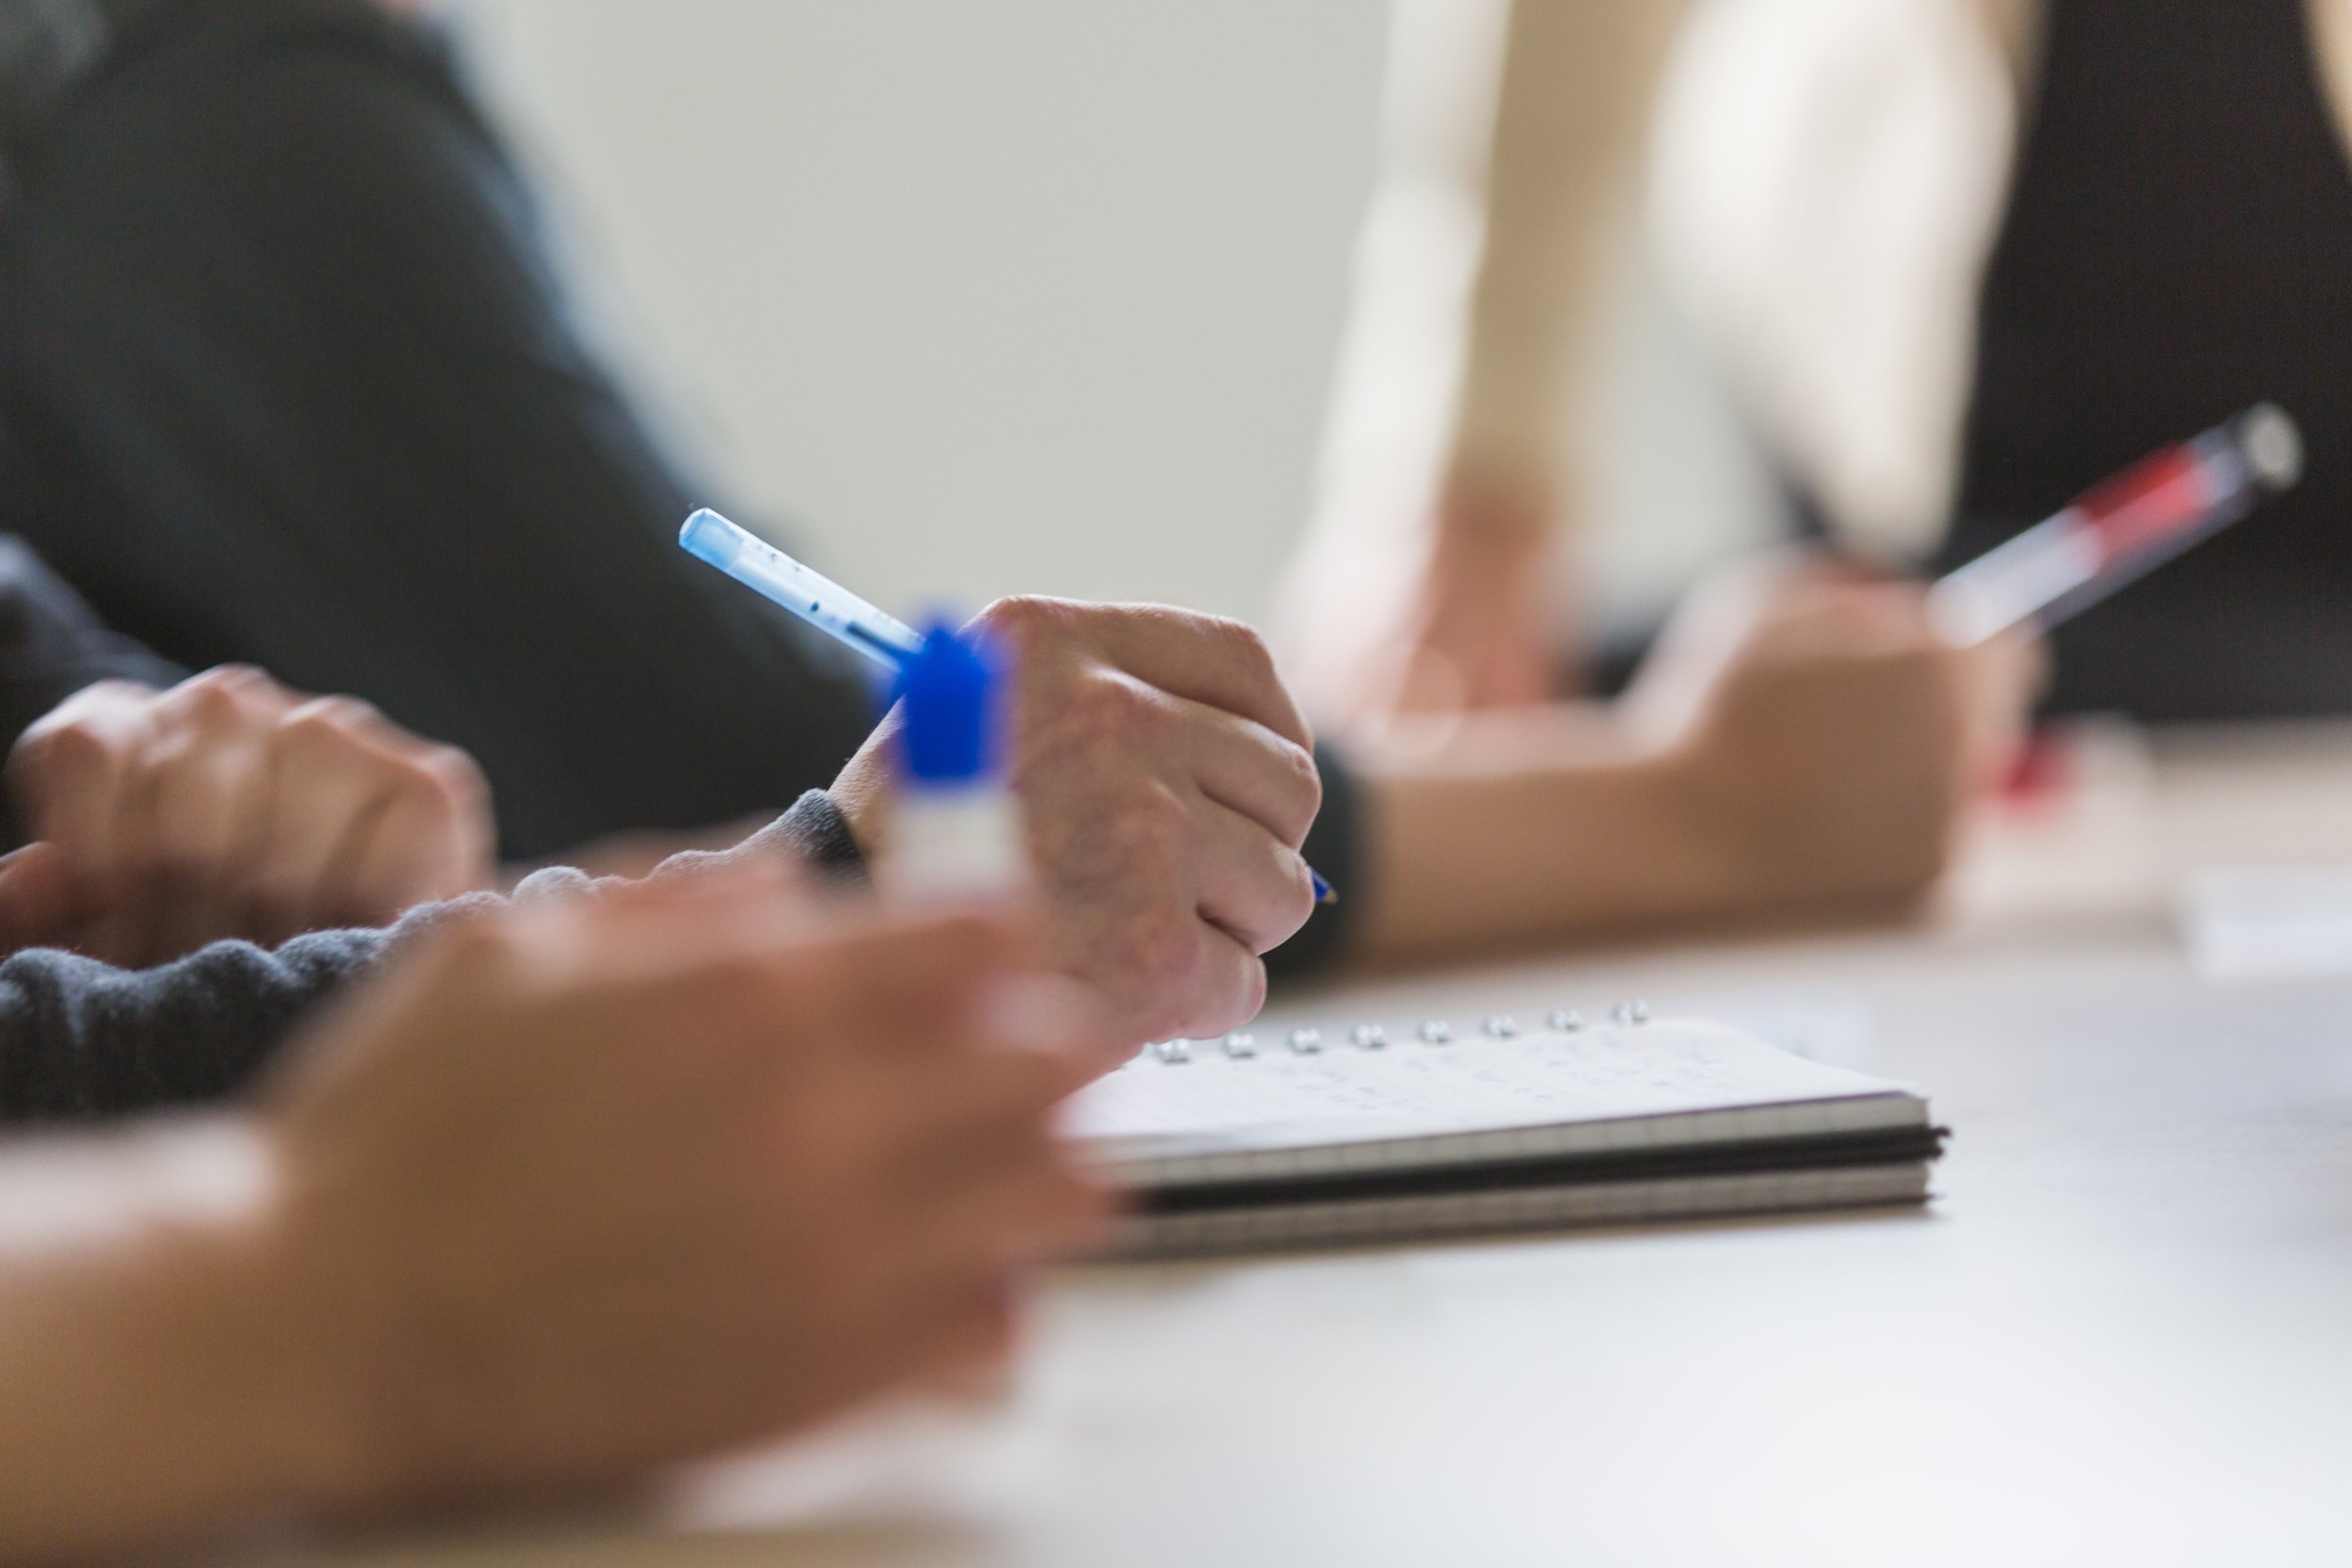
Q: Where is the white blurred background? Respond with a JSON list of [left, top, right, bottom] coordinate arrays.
[[451, 0, 1778, 637]]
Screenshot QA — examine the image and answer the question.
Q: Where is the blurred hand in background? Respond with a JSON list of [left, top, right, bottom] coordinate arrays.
[[3, 666, 494, 964], [1350, 555, 2043, 959], [1625, 557, 2044, 906], [263, 871, 1109, 1508], [1274, 466, 1564, 725], [0, 867, 1111, 1560]]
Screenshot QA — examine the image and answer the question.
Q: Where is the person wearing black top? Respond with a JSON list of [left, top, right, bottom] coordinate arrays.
[[1942, 0, 2352, 718], [0, 0, 876, 863]]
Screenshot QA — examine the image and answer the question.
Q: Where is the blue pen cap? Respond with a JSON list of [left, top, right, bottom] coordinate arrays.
[[896, 619, 1006, 785]]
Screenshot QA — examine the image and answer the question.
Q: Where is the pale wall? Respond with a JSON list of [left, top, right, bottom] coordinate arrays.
[[450, 0, 1776, 635], [453, 0, 1388, 625]]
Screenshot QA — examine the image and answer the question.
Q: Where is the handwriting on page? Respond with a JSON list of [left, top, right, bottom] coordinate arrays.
[[1064, 1021, 1885, 1150]]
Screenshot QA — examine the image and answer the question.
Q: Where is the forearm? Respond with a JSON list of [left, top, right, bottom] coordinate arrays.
[[1449, 0, 1692, 487], [0, 1122, 357, 1562], [1291, 0, 1693, 711], [1350, 697, 1967, 965], [1315, 0, 1693, 509], [1349, 708, 1740, 960]]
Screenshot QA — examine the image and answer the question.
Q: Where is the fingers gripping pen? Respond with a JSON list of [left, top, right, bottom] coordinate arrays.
[[680, 508, 1337, 905], [680, 509, 1023, 899]]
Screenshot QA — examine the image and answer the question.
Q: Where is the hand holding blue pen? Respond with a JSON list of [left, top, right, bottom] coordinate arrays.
[[680, 508, 1337, 906]]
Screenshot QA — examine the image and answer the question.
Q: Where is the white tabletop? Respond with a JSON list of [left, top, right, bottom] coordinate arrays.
[[311, 723, 2352, 1568]]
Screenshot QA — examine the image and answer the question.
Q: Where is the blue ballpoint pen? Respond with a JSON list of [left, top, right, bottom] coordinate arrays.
[[680, 508, 922, 668], [679, 507, 1336, 905]]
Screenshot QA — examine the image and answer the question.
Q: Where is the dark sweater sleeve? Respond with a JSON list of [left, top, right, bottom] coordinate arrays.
[[1, 0, 879, 859], [0, 894, 494, 1124], [0, 794, 864, 1126], [0, 757, 1347, 1125]]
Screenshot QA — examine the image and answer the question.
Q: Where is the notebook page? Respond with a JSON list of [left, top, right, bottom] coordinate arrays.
[[1064, 1019, 1916, 1175]]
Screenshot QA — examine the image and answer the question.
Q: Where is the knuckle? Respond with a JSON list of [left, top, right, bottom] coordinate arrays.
[[14, 719, 111, 778], [1109, 779, 1193, 868], [1059, 672, 1162, 758], [1270, 854, 1319, 941], [179, 662, 293, 722], [278, 697, 381, 753], [292, 694, 383, 732], [393, 746, 485, 810], [1153, 604, 1279, 685], [196, 663, 276, 698], [1228, 956, 1269, 1027], [974, 594, 1074, 654], [175, 672, 250, 722], [1206, 612, 1278, 680], [1146, 943, 1263, 1042], [32, 679, 147, 732], [1276, 738, 1323, 830], [421, 746, 492, 811], [1120, 909, 1208, 1017], [385, 762, 454, 817]]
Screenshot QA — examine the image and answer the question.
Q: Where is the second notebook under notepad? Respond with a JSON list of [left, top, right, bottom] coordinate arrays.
[[1062, 1014, 1942, 1256], [1068, 1016, 1929, 1189]]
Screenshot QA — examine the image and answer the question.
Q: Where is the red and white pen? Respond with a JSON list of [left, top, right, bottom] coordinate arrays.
[[1927, 403, 2305, 647]]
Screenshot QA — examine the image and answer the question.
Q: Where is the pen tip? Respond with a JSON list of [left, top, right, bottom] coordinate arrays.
[[1311, 869, 1337, 906]]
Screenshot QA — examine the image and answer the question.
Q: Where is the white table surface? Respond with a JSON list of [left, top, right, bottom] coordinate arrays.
[[305, 723, 2352, 1568]]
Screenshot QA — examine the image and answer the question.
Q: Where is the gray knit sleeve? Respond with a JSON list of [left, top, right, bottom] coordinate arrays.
[[0, 893, 496, 1125], [0, 793, 867, 1125]]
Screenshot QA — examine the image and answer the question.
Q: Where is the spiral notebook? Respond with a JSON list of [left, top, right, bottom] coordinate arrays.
[[1063, 1011, 1942, 1257]]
